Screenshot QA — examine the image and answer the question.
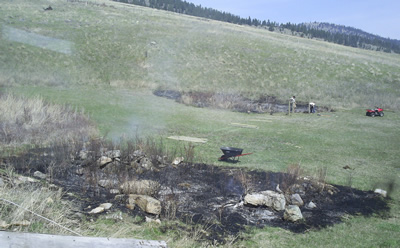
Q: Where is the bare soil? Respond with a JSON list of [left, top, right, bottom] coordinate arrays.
[[2, 146, 389, 244]]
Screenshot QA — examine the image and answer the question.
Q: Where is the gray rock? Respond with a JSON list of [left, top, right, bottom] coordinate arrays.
[[290, 193, 304, 206], [98, 179, 113, 188], [133, 150, 145, 157], [98, 156, 112, 167], [105, 150, 121, 158], [33, 171, 46, 179], [140, 157, 153, 170], [79, 150, 88, 160], [110, 189, 120, 194], [244, 190, 286, 211], [120, 180, 160, 196], [75, 168, 85, 175], [284, 205, 303, 222]]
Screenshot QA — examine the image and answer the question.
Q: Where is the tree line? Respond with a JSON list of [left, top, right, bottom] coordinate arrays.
[[113, 0, 400, 54]]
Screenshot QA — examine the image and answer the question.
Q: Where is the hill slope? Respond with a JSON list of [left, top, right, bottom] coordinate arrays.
[[1, 0, 400, 109]]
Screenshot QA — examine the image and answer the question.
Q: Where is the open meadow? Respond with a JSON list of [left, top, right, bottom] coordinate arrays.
[[1, 0, 399, 247]]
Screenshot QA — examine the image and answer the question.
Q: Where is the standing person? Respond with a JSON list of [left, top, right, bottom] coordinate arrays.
[[290, 96, 296, 113], [310, 102, 316, 113]]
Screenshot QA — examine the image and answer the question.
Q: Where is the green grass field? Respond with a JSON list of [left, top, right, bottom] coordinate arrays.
[[1, 0, 399, 247]]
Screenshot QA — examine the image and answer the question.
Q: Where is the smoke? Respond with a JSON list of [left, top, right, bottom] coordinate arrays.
[[2, 25, 73, 54]]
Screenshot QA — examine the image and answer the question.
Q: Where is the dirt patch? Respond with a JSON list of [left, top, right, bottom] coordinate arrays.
[[2, 146, 389, 244], [154, 89, 333, 113]]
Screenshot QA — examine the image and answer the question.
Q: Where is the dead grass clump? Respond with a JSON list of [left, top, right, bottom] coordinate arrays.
[[0, 94, 97, 147], [0, 181, 79, 235], [316, 166, 328, 192], [279, 163, 303, 192]]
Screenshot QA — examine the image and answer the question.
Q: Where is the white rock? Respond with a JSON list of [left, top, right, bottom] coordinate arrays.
[[145, 216, 161, 224], [110, 189, 120, 194], [99, 203, 112, 210], [172, 157, 184, 166], [89, 207, 105, 214], [305, 201, 317, 209], [244, 190, 286, 211], [374, 189, 387, 197]]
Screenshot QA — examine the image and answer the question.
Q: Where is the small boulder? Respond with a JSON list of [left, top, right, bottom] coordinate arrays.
[[75, 168, 85, 175], [110, 189, 120, 194], [145, 216, 161, 224], [79, 150, 88, 160], [88, 203, 112, 214], [33, 171, 46, 180], [128, 194, 161, 215], [284, 205, 303, 222], [98, 179, 112, 188], [290, 193, 304, 206], [88, 207, 105, 214], [305, 201, 317, 209], [0, 220, 10, 229], [140, 157, 153, 170], [133, 150, 145, 157], [172, 157, 184, 166], [374, 189, 387, 197], [120, 180, 160, 196], [244, 190, 286, 211], [105, 150, 121, 159], [98, 156, 112, 167], [99, 203, 112, 210]]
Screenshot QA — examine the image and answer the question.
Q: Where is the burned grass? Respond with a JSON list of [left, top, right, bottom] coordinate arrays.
[[153, 89, 333, 113], [1, 144, 390, 244]]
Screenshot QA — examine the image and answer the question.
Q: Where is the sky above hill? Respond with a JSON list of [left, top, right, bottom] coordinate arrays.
[[188, 0, 400, 40]]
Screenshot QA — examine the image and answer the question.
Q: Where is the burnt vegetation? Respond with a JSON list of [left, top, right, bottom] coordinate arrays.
[[1, 137, 390, 244], [154, 89, 332, 113]]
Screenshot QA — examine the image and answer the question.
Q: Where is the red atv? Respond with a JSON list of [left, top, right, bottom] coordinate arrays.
[[366, 107, 384, 117]]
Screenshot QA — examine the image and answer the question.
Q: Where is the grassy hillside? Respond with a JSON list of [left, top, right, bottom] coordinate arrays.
[[1, 1, 399, 247], [1, 0, 400, 109]]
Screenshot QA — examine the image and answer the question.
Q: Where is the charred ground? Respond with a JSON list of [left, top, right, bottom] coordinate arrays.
[[1, 144, 389, 244], [153, 89, 333, 113]]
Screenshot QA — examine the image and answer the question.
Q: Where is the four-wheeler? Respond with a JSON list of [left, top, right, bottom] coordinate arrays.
[[366, 107, 384, 117]]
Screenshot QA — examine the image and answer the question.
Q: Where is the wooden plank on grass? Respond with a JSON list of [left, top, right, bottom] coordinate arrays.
[[0, 231, 167, 248], [167, 136, 207, 143], [230, 123, 259, 129]]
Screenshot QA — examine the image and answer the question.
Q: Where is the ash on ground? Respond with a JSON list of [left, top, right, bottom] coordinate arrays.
[[3, 147, 389, 244]]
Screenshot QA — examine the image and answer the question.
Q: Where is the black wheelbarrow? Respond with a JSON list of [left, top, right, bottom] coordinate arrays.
[[218, 147, 252, 162]]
